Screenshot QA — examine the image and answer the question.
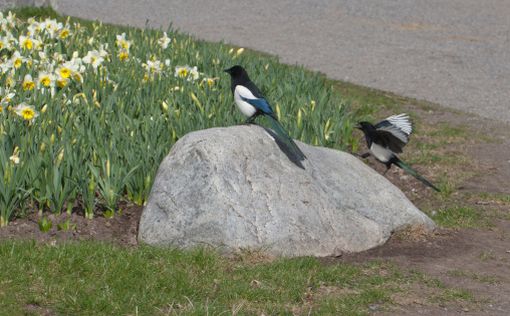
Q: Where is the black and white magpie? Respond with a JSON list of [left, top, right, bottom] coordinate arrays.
[[224, 65, 305, 160], [356, 113, 440, 192]]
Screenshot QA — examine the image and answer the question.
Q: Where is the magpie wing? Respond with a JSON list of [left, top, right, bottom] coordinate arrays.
[[235, 85, 273, 115], [375, 113, 412, 144], [239, 95, 274, 115], [373, 129, 407, 153], [243, 80, 265, 99]]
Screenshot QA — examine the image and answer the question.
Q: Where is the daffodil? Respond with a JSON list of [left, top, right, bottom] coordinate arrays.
[[201, 77, 217, 88], [56, 60, 82, 80], [116, 33, 132, 50], [143, 59, 163, 74], [158, 32, 171, 49], [9, 147, 20, 165], [175, 66, 188, 78], [27, 20, 42, 36], [19, 35, 34, 50], [0, 38, 7, 50], [1, 11, 16, 29], [56, 76, 69, 88], [83, 50, 105, 69], [14, 103, 39, 121], [57, 65, 72, 79], [37, 72, 55, 88], [188, 66, 200, 81], [118, 49, 129, 61], [174, 65, 199, 81], [42, 18, 63, 38], [0, 88, 15, 107], [5, 74, 15, 88], [59, 27, 71, 39], [11, 51, 25, 69], [22, 74, 35, 91]]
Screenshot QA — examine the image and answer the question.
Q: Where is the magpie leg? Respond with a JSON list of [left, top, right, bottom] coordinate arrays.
[[244, 116, 256, 124], [383, 164, 391, 176]]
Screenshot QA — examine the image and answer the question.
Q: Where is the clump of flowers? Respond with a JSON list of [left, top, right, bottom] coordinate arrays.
[[174, 65, 199, 81]]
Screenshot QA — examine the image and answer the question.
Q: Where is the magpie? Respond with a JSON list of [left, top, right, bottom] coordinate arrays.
[[356, 113, 440, 192], [224, 65, 305, 160]]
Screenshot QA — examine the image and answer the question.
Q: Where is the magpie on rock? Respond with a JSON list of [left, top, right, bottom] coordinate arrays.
[[224, 65, 305, 161], [356, 113, 440, 192]]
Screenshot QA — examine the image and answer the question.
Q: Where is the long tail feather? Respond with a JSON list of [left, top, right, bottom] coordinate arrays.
[[266, 115, 306, 161], [394, 159, 440, 192]]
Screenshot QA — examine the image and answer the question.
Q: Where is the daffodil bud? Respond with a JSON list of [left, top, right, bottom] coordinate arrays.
[[106, 159, 110, 178], [161, 100, 169, 112], [297, 108, 303, 129], [56, 148, 64, 164]]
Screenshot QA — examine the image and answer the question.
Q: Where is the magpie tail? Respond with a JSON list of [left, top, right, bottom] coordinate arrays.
[[266, 115, 306, 161], [394, 159, 440, 192]]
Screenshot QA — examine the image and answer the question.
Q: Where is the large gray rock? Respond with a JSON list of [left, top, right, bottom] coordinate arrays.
[[139, 125, 434, 256]]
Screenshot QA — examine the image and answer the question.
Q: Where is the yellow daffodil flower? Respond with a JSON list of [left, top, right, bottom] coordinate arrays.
[[13, 103, 39, 121], [22, 74, 35, 91]]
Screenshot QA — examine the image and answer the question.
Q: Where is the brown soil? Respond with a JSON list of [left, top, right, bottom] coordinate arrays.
[[0, 204, 142, 246], [1, 101, 509, 315]]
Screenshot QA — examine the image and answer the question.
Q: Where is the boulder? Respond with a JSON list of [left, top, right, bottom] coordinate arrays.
[[138, 125, 434, 256]]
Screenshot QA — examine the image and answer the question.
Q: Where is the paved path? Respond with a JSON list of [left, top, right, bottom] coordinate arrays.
[[6, 0, 510, 122]]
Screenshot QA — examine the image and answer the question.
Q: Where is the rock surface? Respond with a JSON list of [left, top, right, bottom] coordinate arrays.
[[138, 125, 434, 256]]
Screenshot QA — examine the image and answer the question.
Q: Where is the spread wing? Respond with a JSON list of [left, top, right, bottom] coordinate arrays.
[[373, 129, 407, 154], [375, 113, 412, 144]]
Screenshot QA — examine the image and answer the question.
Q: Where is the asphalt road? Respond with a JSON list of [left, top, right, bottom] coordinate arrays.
[[5, 0, 510, 122]]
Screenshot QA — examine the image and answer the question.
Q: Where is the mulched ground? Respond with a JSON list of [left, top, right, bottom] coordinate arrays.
[[0, 203, 142, 246]]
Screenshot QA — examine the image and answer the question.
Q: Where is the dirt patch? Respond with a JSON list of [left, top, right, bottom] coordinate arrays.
[[0, 204, 142, 246], [335, 220, 510, 315]]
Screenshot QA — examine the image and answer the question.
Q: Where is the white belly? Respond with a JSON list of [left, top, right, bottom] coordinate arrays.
[[234, 86, 257, 117], [370, 143, 393, 163]]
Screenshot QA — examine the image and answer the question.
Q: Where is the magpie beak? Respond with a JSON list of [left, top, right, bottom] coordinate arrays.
[[355, 124, 362, 129]]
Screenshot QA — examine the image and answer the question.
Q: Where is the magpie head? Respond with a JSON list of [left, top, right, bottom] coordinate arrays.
[[224, 65, 249, 80], [356, 121, 373, 134]]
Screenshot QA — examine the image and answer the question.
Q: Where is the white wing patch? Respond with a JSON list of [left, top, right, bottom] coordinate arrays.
[[234, 85, 257, 117], [386, 113, 412, 135], [375, 113, 412, 144]]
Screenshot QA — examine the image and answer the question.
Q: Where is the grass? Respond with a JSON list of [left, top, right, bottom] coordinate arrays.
[[446, 270, 500, 285], [431, 206, 492, 229], [0, 240, 406, 315]]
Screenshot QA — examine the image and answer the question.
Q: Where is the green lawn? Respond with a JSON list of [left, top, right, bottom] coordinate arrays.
[[0, 241, 404, 315]]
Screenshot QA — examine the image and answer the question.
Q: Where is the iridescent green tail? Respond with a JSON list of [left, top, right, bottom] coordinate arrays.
[[395, 159, 440, 192], [266, 115, 306, 161]]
